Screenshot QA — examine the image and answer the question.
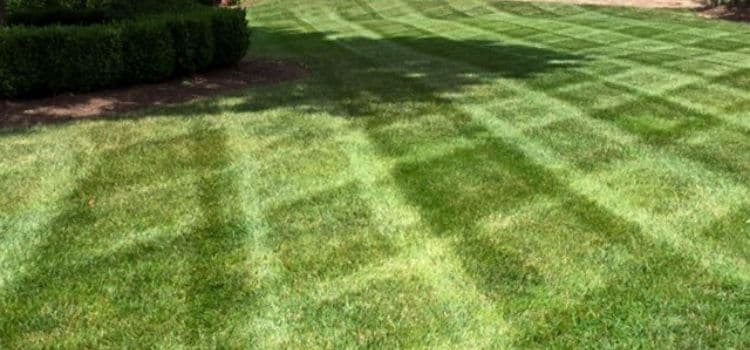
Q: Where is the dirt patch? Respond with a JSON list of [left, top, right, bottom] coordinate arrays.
[[0, 58, 311, 129], [699, 5, 750, 22], [511, 0, 704, 9]]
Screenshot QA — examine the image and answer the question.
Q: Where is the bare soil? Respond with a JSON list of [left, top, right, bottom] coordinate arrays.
[[0, 58, 311, 129]]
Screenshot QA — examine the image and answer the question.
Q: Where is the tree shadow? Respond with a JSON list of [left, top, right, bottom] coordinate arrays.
[[264, 182, 398, 281], [222, 27, 587, 118], [387, 133, 749, 347], [0, 58, 311, 130], [0, 26, 587, 133]]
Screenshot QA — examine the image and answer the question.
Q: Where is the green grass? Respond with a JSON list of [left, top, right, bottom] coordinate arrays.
[[1, 0, 749, 348]]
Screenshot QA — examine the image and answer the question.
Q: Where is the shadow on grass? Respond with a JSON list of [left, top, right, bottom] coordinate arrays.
[[0, 125, 256, 347], [264, 182, 398, 281], [0, 26, 586, 134], [519, 245, 750, 348], [388, 135, 750, 347]]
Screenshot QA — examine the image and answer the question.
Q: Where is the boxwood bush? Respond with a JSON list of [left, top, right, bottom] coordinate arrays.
[[8, 0, 206, 14], [0, 8, 250, 98], [7, 7, 122, 26]]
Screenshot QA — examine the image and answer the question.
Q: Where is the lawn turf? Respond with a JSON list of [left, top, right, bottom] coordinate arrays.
[[0, 0, 749, 348]]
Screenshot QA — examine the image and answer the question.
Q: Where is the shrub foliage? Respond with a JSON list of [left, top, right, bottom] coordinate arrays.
[[7, 0, 205, 13], [0, 8, 249, 98], [7, 7, 122, 26]]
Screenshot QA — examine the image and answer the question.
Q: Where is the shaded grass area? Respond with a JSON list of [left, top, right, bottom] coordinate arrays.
[[1, 0, 749, 348]]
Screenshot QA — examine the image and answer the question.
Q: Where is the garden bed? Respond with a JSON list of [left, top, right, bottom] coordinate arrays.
[[0, 58, 310, 128]]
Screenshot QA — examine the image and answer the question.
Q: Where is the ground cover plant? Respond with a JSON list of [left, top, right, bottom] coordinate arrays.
[[0, 0, 749, 348]]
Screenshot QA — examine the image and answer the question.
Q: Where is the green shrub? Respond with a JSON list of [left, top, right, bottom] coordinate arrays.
[[7, 7, 121, 26], [46, 24, 122, 92], [210, 8, 250, 68], [0, 8, 249, 98], [0, 27, 49, 96], [8, 0, 206, 13], [120, 18, 175, 84], [0, 24, 122, 95], [169, 15, 215, 74]]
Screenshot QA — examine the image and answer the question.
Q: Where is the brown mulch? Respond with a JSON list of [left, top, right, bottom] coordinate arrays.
[[699, 5, 750, 22], [0, 58, 311, 129]]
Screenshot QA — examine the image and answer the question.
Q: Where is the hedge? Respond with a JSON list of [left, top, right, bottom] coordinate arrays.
[[0, 8, 250, 98], [7, 7, 122, 27], [7, 0, 206, 14]]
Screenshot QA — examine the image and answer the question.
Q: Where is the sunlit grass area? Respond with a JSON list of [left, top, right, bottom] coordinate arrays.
[[1, 0, 749, 348]]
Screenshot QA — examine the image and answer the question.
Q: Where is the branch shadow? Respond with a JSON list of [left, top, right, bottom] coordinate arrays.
[[0, 26, 587, 133]]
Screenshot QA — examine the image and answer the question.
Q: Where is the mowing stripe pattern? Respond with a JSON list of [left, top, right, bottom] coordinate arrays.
[[0, 0, 748, 348]]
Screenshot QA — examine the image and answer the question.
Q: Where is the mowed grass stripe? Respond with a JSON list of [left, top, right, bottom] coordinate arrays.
[[403, 0, 740, 129], [326, 1, 750, 345], [294, 2, 640, 340], [419, 0, 750, 182], [1, 0, 748, 348], [248, 13, 516, 346], [290, 1, 750, 344], [302, 0, 743, 290], [458, 0, 750, 92], [442, 0, 750, 144], [443, 1, 750, 142], [339, 129, 511, 348], [336, 0, 750, 276], [357, 0, 748, 193], [270, 3, 750, 306], [287, 6, 640, 344], [0, 129, 94, 292], [241, 11, 507, 347]]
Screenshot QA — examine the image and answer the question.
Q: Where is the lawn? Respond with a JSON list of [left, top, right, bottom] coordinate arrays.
[[1, 0, 749, 348]]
